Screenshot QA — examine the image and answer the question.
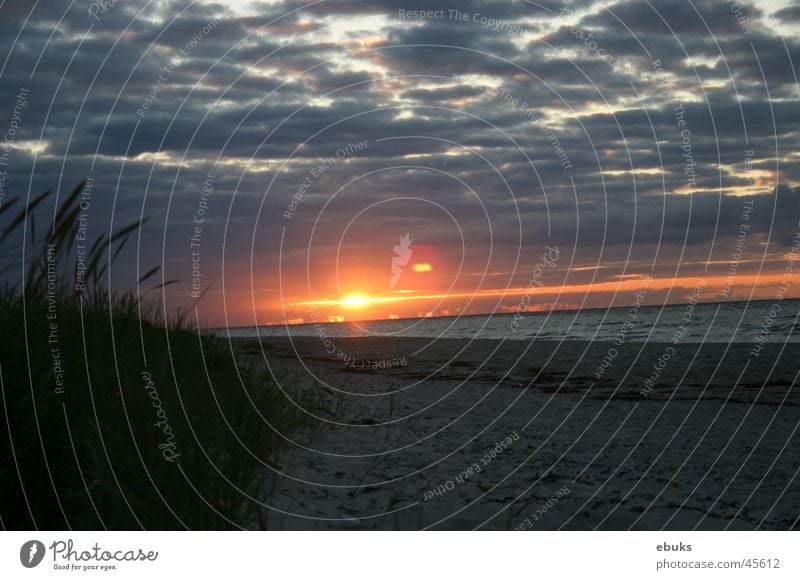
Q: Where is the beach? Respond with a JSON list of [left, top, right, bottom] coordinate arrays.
[[231, 336, 800, 530]]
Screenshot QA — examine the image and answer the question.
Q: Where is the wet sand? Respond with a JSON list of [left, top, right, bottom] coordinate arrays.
[[230, 336, 800, 530]]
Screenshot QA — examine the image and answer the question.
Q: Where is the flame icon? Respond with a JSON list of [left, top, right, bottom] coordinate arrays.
[[20, 540, 45, 568], [390, 234, 413, 290]]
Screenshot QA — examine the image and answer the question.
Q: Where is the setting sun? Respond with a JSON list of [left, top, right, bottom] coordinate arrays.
[[413, 263, 433, 272], [340, 294, 371, 308]]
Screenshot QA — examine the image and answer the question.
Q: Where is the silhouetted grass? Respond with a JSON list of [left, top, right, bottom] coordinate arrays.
[[0, 182, 308, 529]]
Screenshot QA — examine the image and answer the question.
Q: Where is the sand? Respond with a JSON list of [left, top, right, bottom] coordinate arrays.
[[229, 336, 800, 530]]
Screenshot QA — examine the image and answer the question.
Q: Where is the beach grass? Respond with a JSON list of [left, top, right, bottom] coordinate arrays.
[[0, 182, 307, 529]]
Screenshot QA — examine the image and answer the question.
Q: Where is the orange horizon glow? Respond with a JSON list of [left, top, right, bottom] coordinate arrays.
[[288, 271, 794, 312]]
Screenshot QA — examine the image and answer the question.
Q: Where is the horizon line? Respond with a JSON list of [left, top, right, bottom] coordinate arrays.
[[215, 296, 797, 331]]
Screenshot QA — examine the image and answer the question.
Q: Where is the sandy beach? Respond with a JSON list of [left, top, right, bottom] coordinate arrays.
[[230, 336, 800, 530]]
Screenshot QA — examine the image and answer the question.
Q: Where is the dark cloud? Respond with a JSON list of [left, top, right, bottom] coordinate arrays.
[[582, 0, 764, 37], [775, 1, 800, 23]]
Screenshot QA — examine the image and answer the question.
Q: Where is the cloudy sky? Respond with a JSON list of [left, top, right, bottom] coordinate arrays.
[[1, 0, 798, 326]]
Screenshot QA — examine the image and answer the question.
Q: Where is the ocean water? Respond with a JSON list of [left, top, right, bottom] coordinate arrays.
[[221, 299, 800, 344]]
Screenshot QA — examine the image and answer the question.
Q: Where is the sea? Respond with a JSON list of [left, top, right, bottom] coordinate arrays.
[[220, 298, 800, 344]]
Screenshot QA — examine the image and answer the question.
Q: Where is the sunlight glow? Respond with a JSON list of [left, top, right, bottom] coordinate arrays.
[[340, 294, 371, 308], [413, 263, 433, 272], [292, 271, 796, 311]]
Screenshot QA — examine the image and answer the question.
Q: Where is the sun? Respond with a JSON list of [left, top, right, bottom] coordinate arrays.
[[340, 293, 370, 308]]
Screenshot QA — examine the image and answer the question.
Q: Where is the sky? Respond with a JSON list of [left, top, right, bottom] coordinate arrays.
[[0, 0, 799, 327]]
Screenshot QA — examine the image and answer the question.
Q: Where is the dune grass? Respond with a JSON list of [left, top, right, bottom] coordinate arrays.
[[0, 182, 308, 529]]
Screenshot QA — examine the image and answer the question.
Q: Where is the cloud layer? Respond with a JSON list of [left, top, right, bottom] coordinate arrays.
[[0, 0, 797, 324]]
